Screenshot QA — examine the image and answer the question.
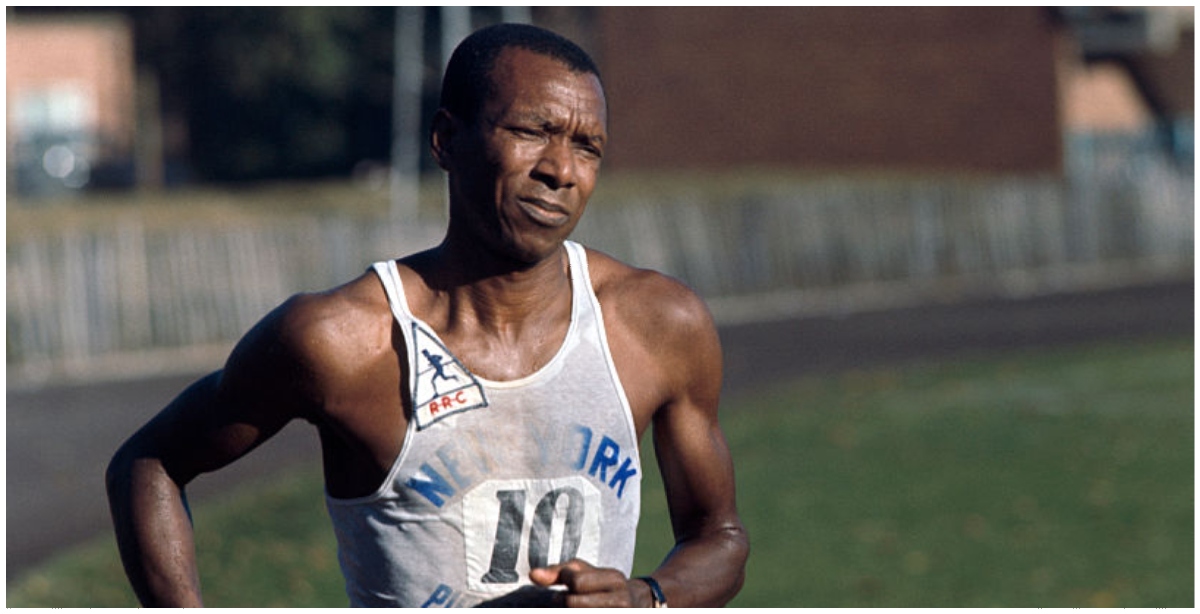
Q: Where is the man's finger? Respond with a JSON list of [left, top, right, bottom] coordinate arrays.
[[528, 564, 565, 587], [531, 559, 590, 586]]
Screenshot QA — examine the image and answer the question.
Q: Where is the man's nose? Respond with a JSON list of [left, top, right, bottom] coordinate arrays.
[[531, 139, 576, 190]]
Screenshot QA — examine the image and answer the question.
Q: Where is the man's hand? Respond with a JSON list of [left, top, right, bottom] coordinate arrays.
[[529, 559, 651, 607]]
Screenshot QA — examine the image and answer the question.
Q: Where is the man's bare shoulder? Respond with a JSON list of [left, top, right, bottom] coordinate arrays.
[[583, 247, 722, 423], [249, 270, 395, 386], [584, 247, 717, 346]]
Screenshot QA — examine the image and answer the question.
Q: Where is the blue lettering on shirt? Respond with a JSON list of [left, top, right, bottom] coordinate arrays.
[[608, 457, 638, 498], [588, 436, 620, 483], [406, 423, 638, 507], [573, 425, 593, 471], [580, 432, 638, 500], [407, 463, 457, 507], [421, 583, 460, 608]]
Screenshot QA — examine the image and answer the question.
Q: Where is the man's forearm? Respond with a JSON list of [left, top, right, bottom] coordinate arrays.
[[648, 525, 750, 607], [106, 455, 204, 607]]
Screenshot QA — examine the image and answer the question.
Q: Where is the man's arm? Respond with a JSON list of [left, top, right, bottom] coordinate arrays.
[[105, 297, 321, 606], [532, 264, 748, 607], [637, 286, 748, 607]]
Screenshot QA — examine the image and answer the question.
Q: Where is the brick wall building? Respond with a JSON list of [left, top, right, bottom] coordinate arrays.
[[589, 7, 1064, 175]]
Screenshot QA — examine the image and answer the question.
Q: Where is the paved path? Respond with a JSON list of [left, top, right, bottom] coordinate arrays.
[[6, 280, 1192, 579], [719, 280, 1194, 399]]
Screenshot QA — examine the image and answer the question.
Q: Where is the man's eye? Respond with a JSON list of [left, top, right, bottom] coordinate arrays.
[[510, 127, 541, 138], [576, 145, 603, 160]]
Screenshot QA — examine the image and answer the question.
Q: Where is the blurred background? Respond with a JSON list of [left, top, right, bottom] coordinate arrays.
[[6, 6, 1194, 607]]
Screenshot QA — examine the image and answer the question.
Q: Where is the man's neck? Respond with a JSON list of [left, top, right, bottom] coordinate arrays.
[[408, 236, 572, 338]]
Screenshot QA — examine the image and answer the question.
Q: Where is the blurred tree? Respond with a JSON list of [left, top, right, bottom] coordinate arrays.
[[126, 6, 396, 182]]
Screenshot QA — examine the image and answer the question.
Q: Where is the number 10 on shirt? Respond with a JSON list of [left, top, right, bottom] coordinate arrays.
[[463, 477, 603, 593]]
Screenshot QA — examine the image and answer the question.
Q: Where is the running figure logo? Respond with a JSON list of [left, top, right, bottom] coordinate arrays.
[[412, 324, 487, 429], [422, 349, 459, 394]]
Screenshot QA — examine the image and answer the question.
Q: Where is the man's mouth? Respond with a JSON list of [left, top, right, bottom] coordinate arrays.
[[518, 197, 570, 228]]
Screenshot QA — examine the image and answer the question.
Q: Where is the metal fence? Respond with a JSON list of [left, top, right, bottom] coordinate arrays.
[[7, 136, 1193, 385]]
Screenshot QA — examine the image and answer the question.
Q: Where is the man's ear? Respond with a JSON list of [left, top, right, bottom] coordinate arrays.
[[430, 108, 457, 171]]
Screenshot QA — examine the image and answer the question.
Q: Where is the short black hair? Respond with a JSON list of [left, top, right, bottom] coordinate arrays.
[[439, 23, 602, 122]]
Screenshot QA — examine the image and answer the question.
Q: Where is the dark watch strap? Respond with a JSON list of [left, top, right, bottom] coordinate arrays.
[[637, 576, 669, 608]]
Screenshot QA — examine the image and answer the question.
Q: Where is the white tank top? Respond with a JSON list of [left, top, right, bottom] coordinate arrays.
[[326, 241, 642, 607]]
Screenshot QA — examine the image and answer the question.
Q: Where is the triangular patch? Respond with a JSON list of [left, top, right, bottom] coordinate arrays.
[[412, 323, 488, 429]]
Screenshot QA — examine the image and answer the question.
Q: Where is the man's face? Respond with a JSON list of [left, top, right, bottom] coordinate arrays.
[[441, 47, 608, 265]]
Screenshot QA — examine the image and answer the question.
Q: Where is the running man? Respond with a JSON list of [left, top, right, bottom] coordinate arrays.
[[107, 23, 748, 607], [421, 349, 459, 385]]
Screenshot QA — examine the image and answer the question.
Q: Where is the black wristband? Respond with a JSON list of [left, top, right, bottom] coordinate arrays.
[[637, 576, 668, 608]]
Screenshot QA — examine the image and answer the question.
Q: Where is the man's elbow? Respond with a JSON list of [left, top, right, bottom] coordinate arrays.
[[105, 441, 145, 509], [725, 524, 751, 588], [706, 523, 751, 605], [105, 440, 171, 503]]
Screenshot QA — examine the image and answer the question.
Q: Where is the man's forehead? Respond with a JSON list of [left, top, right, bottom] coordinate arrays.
[[487, 48, 607, 123], [491, 47, 604, 97]]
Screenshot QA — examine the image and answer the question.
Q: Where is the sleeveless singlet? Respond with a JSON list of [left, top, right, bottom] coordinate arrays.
[[326, 241, 642, 608]]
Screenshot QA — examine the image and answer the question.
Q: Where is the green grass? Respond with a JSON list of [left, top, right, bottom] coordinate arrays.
[[8, 338, 1193, 607]]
